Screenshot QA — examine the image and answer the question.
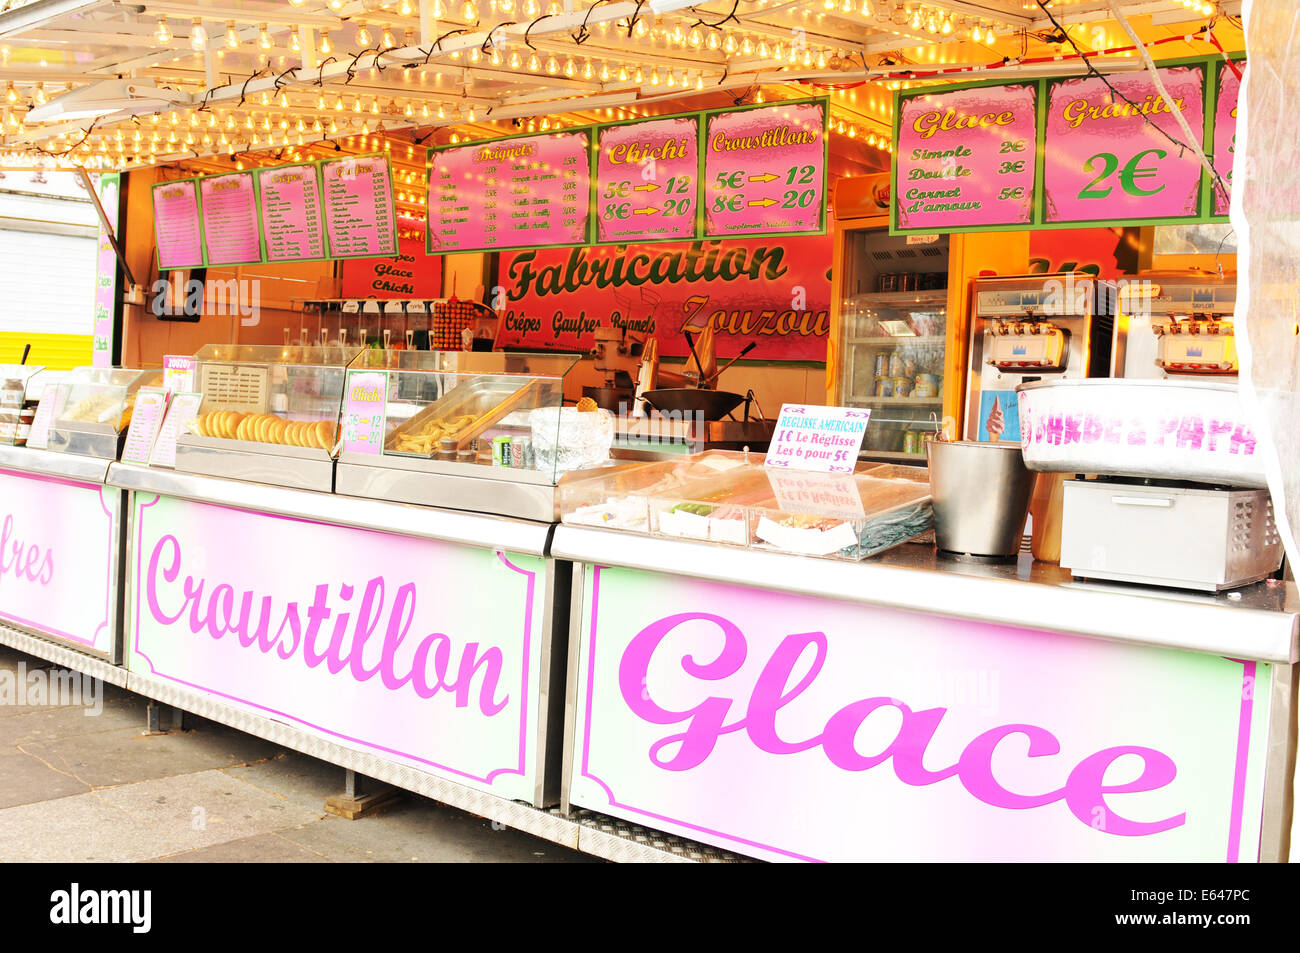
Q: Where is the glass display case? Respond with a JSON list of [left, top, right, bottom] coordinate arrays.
[[334, 350, 597, 521], [48, 366, 161, 458], [560, 456, 932, 561], [834, 224, 951, 463], [174, 344, 362, 491]]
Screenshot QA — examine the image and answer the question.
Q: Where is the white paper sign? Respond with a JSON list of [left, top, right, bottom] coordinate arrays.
[[120, 387, 170, 465], [25, 383, 65, 450], [149, 391, 204, 468], [765, 404, 871, 473]]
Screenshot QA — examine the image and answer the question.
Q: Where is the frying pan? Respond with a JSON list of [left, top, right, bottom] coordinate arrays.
[[641, 388, 746, 421]]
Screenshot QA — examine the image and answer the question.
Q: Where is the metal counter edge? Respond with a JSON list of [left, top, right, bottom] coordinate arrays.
[[106, 462, 553, 557], [550, 525, 1300, 664]]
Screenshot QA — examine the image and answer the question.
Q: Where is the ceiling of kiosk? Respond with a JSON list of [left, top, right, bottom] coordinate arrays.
[[0, 0, 1243, 226]]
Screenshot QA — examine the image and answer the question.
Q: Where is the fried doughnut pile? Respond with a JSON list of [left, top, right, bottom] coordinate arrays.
[[192, 411, 337, 450], [389, 412, 479, 455]]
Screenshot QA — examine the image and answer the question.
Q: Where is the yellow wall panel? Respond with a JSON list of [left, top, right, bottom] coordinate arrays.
[[0, 332, 92, 370]]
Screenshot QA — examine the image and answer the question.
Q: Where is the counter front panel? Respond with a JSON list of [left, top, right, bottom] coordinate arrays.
[[125, 491, 552, 804], [566, 562, 1272, 862], [0, 465, 122, 658]]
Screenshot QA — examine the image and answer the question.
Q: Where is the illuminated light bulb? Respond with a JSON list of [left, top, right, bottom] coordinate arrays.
[[371, 99, 380, 113], [689, 28, 702, 47], [564, 57, 575, 77], [540, 118, 549, 130], [707, 32, 720, 50], [279, 91, 289, 107], [490, 47, 502, 65], [696, 73, 705, 90], [741, 36, 752, 54], [4, 82, 15, 105], [468, 105, 477, 121], [500, 0, 513, 11], [617, 65, 628, 82], [910, 11, 921, 29], [382, 28, 395, 46], [353, 96, 362, 112], [600, 62, 610, 80], [546, 55, 558, 74], [259, 23, 271, 49], [469, 47, 481, 63], [462, 0, 477, 20], [450, 134, 459, 143], [437, 102, 446, 118], [758, 39, 769, 57], [320, 31, 332, 53], [400, 0, 413, 13], [528, 52, 541, 71], [312, 118, 322, 133], [156, 17, 172, 43], [297, 118, 306, 132], [509, 51, 521, 68], [634, 18, 647, 37], [723, 34, 736, 53], [633, 66, 644, 83], [652, 68, 662, 86], [190, 18, 208, 51], [941, 17, 953, 35], [356, 22, 372, 46], [583, 60, 593, 79], [816, 49, 827, 68]]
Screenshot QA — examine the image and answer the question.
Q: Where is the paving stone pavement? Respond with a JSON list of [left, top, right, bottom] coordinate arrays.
[[0, 645, 598, 863]]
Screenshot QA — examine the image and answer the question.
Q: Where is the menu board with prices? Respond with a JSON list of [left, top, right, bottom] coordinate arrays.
[[199, 172, 263, 266], [895, 83, 1038, 231], [322, 155, 398, 259], [427, 131, 592, 253], [1043, 66, 1206, 225], [703, 100, 828, 238], [258, 163, 328, 262], [596, 117, 699, 243], [152, 178, 204, 270], [1212, 63, 1240, 217], [120, 388, 170, 465]]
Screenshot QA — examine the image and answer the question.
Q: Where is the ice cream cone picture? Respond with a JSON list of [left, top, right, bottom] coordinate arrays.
[[985, 396, 1005, 443]]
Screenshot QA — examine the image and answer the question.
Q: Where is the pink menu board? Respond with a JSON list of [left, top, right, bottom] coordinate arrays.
[[595, 117, 699, 243], [1043, 66, 1206, 224], [258, 163, 328, 262], [1213, 64, 1240, 216], [152, 178, 204, 270], [895, 84, 1037, 231], [703, 101, 827, 238], [200, 172, 263, 266], [427, 130, 592, 253], [321, 155, 398, 259]]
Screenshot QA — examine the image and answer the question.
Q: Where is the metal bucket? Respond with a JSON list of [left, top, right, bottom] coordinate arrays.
[[926, 440, 1035, 557]]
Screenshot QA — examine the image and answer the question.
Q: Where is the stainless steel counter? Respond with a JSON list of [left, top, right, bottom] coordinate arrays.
[[0, 444, 112, 483], [551, 525, 1300, 663], [108, 462, 554, 557]]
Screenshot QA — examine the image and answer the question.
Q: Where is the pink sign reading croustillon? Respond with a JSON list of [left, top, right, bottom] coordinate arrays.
[[322, 156, 398, 259], [1213, 65, 1240, 216], [200, 172, 262, 266], [704, 101, 826, 237], [896, 84, 1037, 230], [596, 117, 699, 243], [153, 179, 204, 270], [428, 131, 592, 253], [1043, 66, 1206, 224], [259, 163, 328, 262]]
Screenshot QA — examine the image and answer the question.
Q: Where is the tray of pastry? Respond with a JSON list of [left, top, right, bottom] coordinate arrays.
[[186, 410, 338, 454], [385, 375, 539, 460]]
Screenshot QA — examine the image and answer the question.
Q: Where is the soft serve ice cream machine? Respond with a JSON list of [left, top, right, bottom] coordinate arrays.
[[1112, 273, 1237, 382], [963, 275, 1117, 442]]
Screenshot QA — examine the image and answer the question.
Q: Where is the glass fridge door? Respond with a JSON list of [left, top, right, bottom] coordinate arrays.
[[840, 290, 947, 461]]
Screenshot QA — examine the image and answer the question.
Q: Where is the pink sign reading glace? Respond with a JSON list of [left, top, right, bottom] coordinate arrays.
[[896, 83, 1037, 230], [1043, 66, 1206, 224], [596, 117, 699, 243], [704, 101, 826, 237]]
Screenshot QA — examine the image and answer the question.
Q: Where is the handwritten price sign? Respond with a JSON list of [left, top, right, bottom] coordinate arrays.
[[341, 371, 388, 456], [765, 404, 870, 474]]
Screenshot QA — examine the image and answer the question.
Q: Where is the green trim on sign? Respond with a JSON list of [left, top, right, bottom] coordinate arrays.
[[425, 125, 599, 256], [699, 96, 830, 241], [591, 113, 703, 247], [890, 76, 1043, 235], [1203, 53, 1245, 223], [151, 176, 206, 272], [319, 153, 399, 261], [255, 161, 334, 265], [888, 54, 1236, 235], [199, 170, 266, 268]]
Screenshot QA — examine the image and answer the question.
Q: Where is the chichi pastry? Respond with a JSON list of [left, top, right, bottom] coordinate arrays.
[[189, 411, 338, 452], [576, 397, 598, 412]]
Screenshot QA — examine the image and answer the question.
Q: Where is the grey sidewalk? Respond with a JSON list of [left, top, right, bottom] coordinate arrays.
[[0, 645, 596, 863]]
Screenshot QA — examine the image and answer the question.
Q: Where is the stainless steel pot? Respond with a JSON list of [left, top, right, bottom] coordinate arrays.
[[926, 440, 1035, 557]]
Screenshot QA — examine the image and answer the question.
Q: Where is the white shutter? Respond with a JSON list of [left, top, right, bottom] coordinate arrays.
[[0, 227, 97, 336]]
